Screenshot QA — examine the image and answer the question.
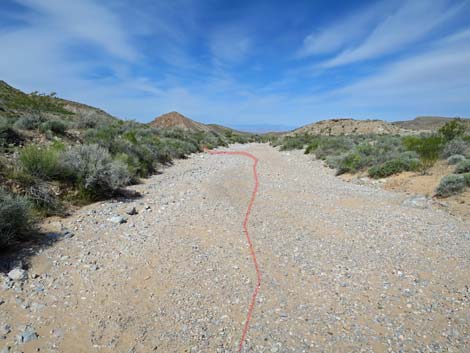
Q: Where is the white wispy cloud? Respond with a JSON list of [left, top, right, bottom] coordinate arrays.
[[296, 1, 395, 57], [321, 0, 467, 67]]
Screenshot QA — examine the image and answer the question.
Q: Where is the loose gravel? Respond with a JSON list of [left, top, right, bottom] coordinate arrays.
[[1, 143, 469, 353]]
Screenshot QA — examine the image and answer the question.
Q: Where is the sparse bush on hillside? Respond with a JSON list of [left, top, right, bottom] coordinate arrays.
[[61, 144, 130, 199], [314, 136, 355, 160], [403, 134, 443, 173], [14, 113, 46, 130], [435, 174, 466, 197], [39, 119, 68, 135], [438, 119, 466, 142], [455, 159, 470, 174], [0, 189, 35, 248], [447, 154, 466, 165]]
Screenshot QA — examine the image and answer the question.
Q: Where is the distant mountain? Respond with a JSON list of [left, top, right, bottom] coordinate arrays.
[[392, 116, 470, 131], [149, 111, 252, 135], [290, 118, 403, 136], [148, 111, 213, 133]]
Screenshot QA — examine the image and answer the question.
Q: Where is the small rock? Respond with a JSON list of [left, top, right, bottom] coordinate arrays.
[[16, 325, 38, 344], [108, 216, 127, 224], [126, 207, 138, 215], [63, 230, 75, 239], [402, 195, 429, 209], [7, 268, 27, 281]]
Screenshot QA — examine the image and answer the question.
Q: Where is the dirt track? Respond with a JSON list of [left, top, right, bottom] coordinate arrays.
[[1, 143, 469, 353]]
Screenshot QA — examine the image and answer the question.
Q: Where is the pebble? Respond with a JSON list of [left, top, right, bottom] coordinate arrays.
[[7, 269, 27, 281]]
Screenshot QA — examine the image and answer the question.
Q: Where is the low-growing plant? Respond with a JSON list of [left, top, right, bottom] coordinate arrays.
[[447, 154, 466, 165], [13, 114, 45, 130], [39, 119, 68, 135], [435, 174, 466, 197], [442, 138, 468, 158], [368, 158, 420, 179], [18, 144, 61, 180], [455, 159, 470, 174], [61, 144, 130, 199], [0, 189, 35, 248]]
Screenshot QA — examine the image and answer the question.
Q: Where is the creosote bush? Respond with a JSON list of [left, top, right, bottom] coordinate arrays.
[[435, 174, 466, 197], [18, 145, 61, 180], [403, 135, 443, 172]]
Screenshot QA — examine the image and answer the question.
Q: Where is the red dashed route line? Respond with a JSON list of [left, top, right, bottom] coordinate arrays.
[[205, 148, 261, 353]]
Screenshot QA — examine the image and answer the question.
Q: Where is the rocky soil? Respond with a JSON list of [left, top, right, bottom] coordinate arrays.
[[1, 143, 469, 353]]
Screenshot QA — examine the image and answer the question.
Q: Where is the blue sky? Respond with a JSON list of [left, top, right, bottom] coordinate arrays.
[[0, 0, 469, 128]]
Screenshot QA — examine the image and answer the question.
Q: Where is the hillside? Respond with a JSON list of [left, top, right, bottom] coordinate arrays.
[[0, 80, 118, 126], [393, 116, 470, 131], [289, 118, 404, 136]]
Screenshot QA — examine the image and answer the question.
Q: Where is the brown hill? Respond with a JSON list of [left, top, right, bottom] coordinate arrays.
[[392, 116, 470, 132], [149, 112, 212, 133], [289, 118, 404, 136]]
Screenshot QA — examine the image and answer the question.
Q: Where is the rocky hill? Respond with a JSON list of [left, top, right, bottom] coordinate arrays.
[[149, 111, 213, 132], [289, 118, 404, 136], [393, 116, 470, 131]]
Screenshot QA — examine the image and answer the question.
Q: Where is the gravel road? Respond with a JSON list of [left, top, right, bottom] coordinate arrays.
[[1, 143, 469, 353]]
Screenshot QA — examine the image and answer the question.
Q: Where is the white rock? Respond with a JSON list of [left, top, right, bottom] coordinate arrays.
[[7, 268, 27, 281]]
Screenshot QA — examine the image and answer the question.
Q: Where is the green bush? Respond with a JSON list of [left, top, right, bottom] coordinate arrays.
[[455, 159, 470, 174], [403, 134, 443, 172], [438, 119, 466, 142], [368, 158, 420, 179], [18, 145, 61, 180], [315, 136, 355, 160], [447, 154, 466, 165], [463, 173, 470, 187], [0, 189, 35, 248], [435, 174, 466, 197], [279, 137, 306, 151], [61, 144, 130, 199], [39, 119, 68, 135], [13, 114, 45, 130]]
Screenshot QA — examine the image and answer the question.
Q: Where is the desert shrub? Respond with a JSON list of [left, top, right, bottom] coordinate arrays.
[[455, 159, 470, 174], [14, 114, 45, 130], [403, 134, 443, 172], [23, 182, 63, 216], [18, 144, 61, 180], [335, 153, 363, 175], [442, 138, 468, 158], [61, 144, 130, 199], [463, 173, 470, 187], [435, 174, 466, 197], [438, 119, 466, 142], [315, 136, 355, 160], [304, 137, 322, 154], [0, 189, 35, 248], [279, 136, 308, 151], [39, 119, 68, 135], [368, 158, 420, 179], [447, 154, 466, 165]]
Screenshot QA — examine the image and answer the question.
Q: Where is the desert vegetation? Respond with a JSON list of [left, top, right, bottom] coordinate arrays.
[[273, 119, 470, 196], [0, 82, 257, 248]]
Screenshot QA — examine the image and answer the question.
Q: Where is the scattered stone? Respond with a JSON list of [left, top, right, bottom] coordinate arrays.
[[108, 216, 127, 224], [16, 325, 38, 344], [7, 269, 27, 281], [402, 195, 429, 209], [126, 207, 138, 215]]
